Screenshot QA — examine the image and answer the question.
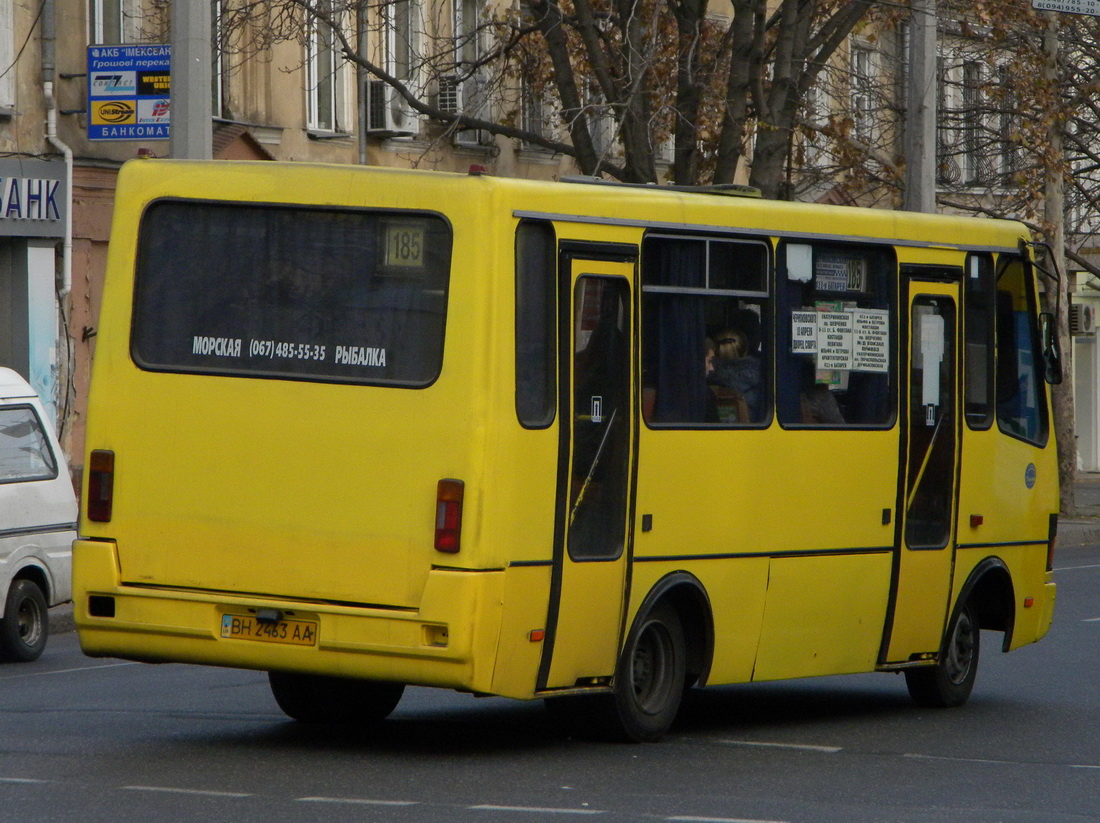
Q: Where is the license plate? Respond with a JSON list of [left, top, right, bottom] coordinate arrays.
[[220, 614, 318, 646]]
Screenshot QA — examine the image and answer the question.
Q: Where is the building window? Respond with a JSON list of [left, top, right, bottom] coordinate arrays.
[[89, 0, 160, 44], [850, 43, 874, 141], [961, 60, 987, 186], [386, 0, 417, 89], [307, 0, 346, 132], [211, 0, 228, 118], [998, 65, 1020, 178], [0, 1, 14, 112]]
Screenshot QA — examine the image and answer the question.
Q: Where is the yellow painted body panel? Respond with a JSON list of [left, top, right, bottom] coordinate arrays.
[[753, 553, 893, 680], [75, 159, 1058, 705]]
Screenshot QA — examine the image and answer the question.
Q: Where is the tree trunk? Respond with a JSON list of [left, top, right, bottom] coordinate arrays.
[[1041, 15, 1076, 516]]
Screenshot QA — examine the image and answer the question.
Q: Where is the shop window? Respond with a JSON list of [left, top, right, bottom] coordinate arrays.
[[996, 255, 1048, 445], [641, 234, 770, 427], [777, 241, 896, 427]]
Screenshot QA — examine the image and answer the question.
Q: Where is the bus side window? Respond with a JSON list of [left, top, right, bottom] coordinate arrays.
[[995, 255, 1048, 445], [964, 253, 995, 429], [515, 220, 557, 428], [640, 234, 770, 427], [776, 241, 896, 428]]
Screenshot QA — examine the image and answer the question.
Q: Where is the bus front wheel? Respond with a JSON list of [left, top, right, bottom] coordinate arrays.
[[904, 601, 980, 708], [611, 603, 686, 742], [268, 671, 405, 724]]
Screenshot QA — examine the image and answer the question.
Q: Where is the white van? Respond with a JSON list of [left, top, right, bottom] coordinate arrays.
[[0, 368, 75, 662]]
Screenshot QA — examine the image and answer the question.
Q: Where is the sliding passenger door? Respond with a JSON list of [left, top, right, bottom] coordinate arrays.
[[539, 247, 636, 691]]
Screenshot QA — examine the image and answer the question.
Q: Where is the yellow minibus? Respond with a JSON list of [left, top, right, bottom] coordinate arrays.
[[74, 159, 1060, 741]]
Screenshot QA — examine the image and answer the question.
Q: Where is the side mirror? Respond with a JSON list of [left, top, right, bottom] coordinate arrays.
[[1040, 312, 1063, 385]]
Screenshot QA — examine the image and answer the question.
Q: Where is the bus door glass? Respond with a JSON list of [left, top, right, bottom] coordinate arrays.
[[887, 275, 960, 661], [541, 257, 635, 691]]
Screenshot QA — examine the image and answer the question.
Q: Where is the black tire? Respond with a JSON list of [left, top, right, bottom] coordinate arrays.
[[610, 603, 686, 742], [268, 671, 405, 724], [905, 600, 980, 708], [0, 579, 49, 663]]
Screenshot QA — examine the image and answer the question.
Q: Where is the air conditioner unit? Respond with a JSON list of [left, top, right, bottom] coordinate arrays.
[[1071, 303, 1097, 336], [365, 79, 415, 137], [436, 76, 461, 115], [452, 74, 494, 147]]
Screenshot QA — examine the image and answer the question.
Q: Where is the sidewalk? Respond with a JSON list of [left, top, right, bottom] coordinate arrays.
[[1059, 473, 1100, 547]]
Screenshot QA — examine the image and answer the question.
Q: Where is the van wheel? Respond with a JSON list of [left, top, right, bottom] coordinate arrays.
[[0, 579, 48, 663], [268, 671, 404, 724], [610, 603, 686, 742], [905, 601, 980, 708]]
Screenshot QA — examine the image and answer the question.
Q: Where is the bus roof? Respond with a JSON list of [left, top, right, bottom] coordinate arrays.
[[116, 158, 1030, 253]]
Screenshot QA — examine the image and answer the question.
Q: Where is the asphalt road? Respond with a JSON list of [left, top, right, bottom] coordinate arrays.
[[3, 543, 1100, 823]]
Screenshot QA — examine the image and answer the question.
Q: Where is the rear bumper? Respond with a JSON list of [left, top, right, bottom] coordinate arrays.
[[73, 539, 513, 693]]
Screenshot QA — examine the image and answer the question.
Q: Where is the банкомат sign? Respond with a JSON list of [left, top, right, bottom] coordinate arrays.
[[87, 44, 171, 141]]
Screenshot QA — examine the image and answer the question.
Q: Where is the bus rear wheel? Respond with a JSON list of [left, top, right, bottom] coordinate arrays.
[[0, 579, 48, 663], [611, 603, 686, 742], [904, 601, 980, 708], [268, 671, 405, 724]]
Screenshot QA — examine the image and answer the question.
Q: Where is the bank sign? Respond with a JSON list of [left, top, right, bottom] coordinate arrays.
[[87, 44, 171, 141], [0, 159, 67, 238]]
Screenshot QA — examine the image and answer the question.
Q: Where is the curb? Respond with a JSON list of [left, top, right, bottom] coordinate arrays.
[[49, 604, 75, 635], [1060, 519, 1100, 548]]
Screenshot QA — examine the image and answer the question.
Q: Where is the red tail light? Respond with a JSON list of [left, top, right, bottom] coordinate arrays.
[[435, 479, 464, 553], [87, 449, 115, 522]]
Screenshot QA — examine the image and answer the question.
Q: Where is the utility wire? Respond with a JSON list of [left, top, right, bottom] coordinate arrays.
[[0, 0, 48, 83]]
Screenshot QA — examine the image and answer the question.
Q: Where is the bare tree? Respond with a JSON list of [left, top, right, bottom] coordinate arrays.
[[215, 0, 874, 194]]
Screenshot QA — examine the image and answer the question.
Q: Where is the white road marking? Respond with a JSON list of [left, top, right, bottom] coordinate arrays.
[[1055, 563, 1100, 572], [0, 661, 139, 679], [0, 777, 48, 784], [470, 805, 606, 815], [716, 739, 842, 753], [297, 797, 418, 806], [121, 785, 251, 798], [667, 817, 789, 823], [903, 753, 1010, 765]]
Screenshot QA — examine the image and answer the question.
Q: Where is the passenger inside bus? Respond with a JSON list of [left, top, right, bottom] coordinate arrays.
[[800, 383, 846, 424], [708, 320, 762, 423]]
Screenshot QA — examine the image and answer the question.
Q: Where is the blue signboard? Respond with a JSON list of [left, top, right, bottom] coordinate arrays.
[[87, 44, 171, 141]]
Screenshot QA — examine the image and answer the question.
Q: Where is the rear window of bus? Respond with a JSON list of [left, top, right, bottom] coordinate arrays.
[[130, 200, 452, 386]]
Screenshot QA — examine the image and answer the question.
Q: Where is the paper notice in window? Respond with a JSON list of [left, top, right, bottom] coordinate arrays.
[[852, 309, 889, 373], [791, 311, 818, 354], [816, 310, 854, 371]]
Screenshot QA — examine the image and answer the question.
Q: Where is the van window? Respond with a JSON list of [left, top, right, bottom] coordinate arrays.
[[131, 201, 452, 386], [0, 406, 57, 482]]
